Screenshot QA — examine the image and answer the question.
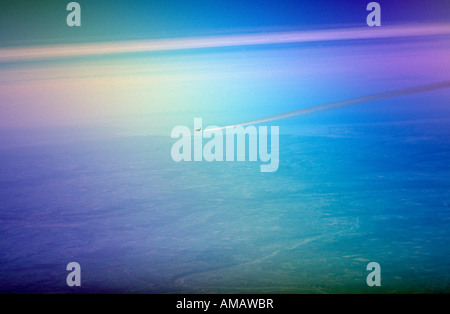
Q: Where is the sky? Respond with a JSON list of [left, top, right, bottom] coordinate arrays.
[[0, 0, 449, 46], [0, 0, 449, 134]]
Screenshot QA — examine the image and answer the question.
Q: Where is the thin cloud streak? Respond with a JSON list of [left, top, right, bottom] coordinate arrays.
[[1, 23, 449, 62]]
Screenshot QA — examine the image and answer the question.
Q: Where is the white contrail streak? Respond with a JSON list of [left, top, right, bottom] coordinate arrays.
[[204, 81, 450, 132], [0, 23, 449, 62]]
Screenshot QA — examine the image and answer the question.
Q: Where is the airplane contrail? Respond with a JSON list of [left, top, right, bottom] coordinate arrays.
[[204, 80, 450, 132]]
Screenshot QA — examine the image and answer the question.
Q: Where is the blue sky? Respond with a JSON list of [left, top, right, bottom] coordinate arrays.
[[1, 0, 449, 46]]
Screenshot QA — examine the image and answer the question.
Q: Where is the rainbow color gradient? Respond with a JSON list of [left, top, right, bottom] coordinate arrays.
[[0, 0, 449, 293]]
